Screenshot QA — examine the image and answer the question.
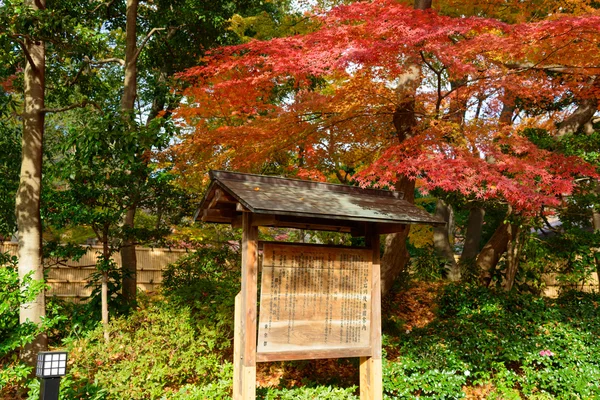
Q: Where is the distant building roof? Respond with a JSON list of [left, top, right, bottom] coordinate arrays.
[[196, 170, 443, 235]]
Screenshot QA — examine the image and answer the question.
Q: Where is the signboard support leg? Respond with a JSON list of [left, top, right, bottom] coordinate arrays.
[[235, 212, 258, 400], [233, 292, 242, 399], [360, 228, 382, 400]]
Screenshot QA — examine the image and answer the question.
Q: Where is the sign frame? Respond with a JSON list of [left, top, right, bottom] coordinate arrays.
[[232, 214, 382, 400], [256, 243, 373, 362]]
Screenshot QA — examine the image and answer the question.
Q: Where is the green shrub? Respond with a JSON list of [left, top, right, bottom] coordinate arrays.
[[60, 245, 242, 399], [0, 252, 57, 392], [258, 385, 359, 399], [162, 244, 240, 293], [383, 284, 600, 399], [62, 299, 229, 399]]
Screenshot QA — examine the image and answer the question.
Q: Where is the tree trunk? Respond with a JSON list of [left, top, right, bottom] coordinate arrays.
[[381, 177, 414, 295], [459, 207, 485, 266], [557, 89, 597, 137], [16, 0, 47, 367], [477, 222, 509, 286], [503, 222, 523, 291], [380, 0, 431, 296], [121, 207, 137, 306], [102, 230, 110, 342], [120, 0, 139, 307], [432, 199, 459, 280], [471, 96, 515, 284], [414, 0, 432, 9]]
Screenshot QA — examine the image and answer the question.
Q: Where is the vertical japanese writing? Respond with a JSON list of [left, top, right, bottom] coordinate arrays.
[[257, 244, 372, 353]]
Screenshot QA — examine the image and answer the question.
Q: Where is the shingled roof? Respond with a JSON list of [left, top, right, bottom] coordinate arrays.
[[196, 170, 443, 235]]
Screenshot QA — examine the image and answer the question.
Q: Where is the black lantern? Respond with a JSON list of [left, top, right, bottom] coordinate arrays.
[[36, 351, 68, 400]]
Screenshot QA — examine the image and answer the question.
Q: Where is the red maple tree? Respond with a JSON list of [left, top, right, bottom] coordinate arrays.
[[173, 0, 599, 214]]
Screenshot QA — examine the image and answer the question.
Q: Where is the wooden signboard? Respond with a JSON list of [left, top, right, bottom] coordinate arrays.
[[257, 243, 373, 362]]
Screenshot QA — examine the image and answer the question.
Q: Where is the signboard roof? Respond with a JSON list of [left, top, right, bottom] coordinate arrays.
[[196, 171, 443, 232]]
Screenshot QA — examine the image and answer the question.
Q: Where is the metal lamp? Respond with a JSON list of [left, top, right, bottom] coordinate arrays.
[[36, 351, 68, 400]]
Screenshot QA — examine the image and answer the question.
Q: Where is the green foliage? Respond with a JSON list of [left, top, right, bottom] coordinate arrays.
[[384, 284, 600, 399], [62, 298, 230, 400], [257, 385, 359, 399], [0, 252, 61, 392], [162, 244, 240, 292], [408, 244, 446, 282], [0, 122, 20, 238], [57, 245, 241, 399]]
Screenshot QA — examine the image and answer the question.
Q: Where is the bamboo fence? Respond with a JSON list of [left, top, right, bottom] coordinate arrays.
[[2, 242, 597, 299], [1, 242, 188, 300]]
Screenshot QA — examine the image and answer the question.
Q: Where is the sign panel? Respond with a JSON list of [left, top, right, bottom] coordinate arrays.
[[257, 243, 372, 359]]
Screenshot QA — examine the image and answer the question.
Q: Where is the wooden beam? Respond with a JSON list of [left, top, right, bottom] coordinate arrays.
[[208, 188, 238, 210], [376, 223, 407, 235], [256, 347, 371, 362], [360, 224, 382, 400], [201, 209, 234, 223], [251, 214, 277, 227], [236, 202, 250, 212]]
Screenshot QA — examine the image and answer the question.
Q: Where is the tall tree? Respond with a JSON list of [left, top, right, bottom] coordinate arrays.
[[16, 0, 47, 365], [120, 0, 141, 308], [117, 0, 290, 306]]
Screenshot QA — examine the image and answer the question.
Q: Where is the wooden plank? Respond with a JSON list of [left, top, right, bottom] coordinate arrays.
[[233, 292, 242, 400], [258, 241, 368, 251], [257, 243, 372, 358], [256, 347, 371, 362], [360, 225, 382, 400], [240, 212, 258, 400]]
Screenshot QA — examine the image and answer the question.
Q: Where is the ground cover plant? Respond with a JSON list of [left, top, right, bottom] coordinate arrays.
[[6, 244, 598, 399]]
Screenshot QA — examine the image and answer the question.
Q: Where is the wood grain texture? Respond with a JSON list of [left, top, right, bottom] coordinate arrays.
[[257, 243, 373, 358], [257, 347, 371, 362], [240, 213, 258, 399], [360, 227, 382, 400], [233, 292, 242, 399]]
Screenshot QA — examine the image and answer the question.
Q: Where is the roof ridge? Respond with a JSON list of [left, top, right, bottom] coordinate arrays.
[[209, 170, 405, 198]]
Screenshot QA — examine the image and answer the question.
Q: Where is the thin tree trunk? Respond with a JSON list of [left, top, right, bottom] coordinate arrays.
[[477, 222, 509, 287], [121, 207, 137, 306], [17, 0, 47, 367], [459, 207, 485, 265], [120, 0, 139, 307], [102, 230, 110, 342], [593, 185, 600, 291], [433, 199, 459, 280]]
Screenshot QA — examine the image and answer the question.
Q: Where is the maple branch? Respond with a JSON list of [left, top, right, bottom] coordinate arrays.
[[132, 27, 165, 65], [41, 100, 103, 114]]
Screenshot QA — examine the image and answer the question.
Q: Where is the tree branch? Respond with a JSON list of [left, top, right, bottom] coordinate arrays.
[[41, 100, 103, 114], [87, 56, 126, 66], [131, 27, 165, 65], [12, 37, 37, 71]]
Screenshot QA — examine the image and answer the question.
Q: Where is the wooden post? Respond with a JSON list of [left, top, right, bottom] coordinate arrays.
[[360, 225, 382, 400], [233, 212, 258, 400], [233, 292, 242, 398]]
